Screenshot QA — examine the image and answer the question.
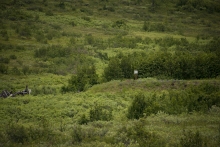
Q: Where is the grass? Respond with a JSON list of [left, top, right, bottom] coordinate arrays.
[[0, 85, 220, 146], [0, 0, 220, 146]]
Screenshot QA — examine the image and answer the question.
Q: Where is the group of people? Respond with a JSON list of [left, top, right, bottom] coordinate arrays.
[[0, 85, 31, 98]]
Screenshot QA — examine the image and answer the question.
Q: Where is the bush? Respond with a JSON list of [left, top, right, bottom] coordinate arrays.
[[12, 66, 21, 75], [112, 20, 127, 29], [82, 16, 91, 22], [180, 130, 206, 147], [71, 125, 83, 144], [32, 86, 57, 96], [45, 10, 54, 16], [18, 26, 32, 38], [0, 56, 10, 64], [57, 2, 65, 9], [89, 104, 112, 121], [35, 32, 46, 43], [127, 93, 147, 119], [34, 45, 71, 58], [69, 37, 76, 45], [10, 54, 17, 60], [62, 65, 98, 93], [78, 114, 89, 125], [70, 21, 76, 27], [103, 57, 123, 81], [85, 34, 94, 45], [0, 64, 8, 74], [143, 21, 149, 31], [150, 23, 166, 32], [115, 120, 166, 146], [6, 123, 29, 144], [0, 30, 9, 41], [22, 65, 30, 75]]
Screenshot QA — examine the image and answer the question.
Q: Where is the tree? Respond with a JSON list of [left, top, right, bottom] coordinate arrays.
[[127, 93, 147, 119], [120, 55, 133, 79], [62, 65, 98, 93], [103, 57, 123, 81]]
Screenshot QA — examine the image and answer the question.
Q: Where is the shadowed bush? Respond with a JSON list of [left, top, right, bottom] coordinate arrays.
[[115, 120, 166, 146], [89, 104, 112, 122], [0, 64, 8, 74], [180, 130, 206, 147]]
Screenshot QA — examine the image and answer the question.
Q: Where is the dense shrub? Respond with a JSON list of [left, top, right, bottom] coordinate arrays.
[[71, 125, 83, 144], [18, 26, 32, 38], [126, 83, 220, 118], [34, 45, 71, 58], [6, 123, 29, 144], [112, 20, 127, 29], [2, 9, 33, 21], [61, 65, 98, 92], [81, 16, 91, 21], [78, 114, 89, 125], [11, 66, 21, 75], [127, 93, 163, 119], [85, 34, 95, 45], [107, 35, 140, 49], [143, 21, 149, 31], [45, 10, 54, 16], [0, 56, 10, 64], [70, 21, 76, 27], [180, 130, 205, 147], [103, 49, 220, 81], [115, 120, 166, 146], [22, 65, 30, 75], [4, 119, 54, 145], [103, 57, 123, 81], [0, 30, 9, 41], [127, 93, 147, 119], [150, 23, 166, 32], [32, 86, 57, 96], [89, 104, 112, 121], [10, 54, 17, 60], [0, 64, 8, 74]]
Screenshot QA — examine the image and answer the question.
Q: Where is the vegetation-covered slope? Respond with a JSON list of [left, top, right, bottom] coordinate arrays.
[[0, 0, 220, 146]]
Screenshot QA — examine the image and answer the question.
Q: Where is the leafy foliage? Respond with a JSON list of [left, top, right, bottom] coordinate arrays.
[[62, 65, 98, 92], [180, 130, 205, 147], [127, 93, 147, 119], [89, 104, 112, 122], [34, 45, 71, 58], [103, 49, 220, 81]]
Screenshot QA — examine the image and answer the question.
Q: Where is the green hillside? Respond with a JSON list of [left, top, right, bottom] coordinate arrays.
[[0, 0, 220, 146]]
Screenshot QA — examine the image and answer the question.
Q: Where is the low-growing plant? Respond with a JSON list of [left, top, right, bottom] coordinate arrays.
[[11, 66, 21, 75], [10, 54, 17, 60], [78, 114, 89, 125], [112, 20, 127, 29], [89, 104, 112, 122], [115, 120, 166, 146], [22, 65, 30, 75], [62, 64, 98, 93], [71, 125, 83, 144], [127, 93, 147, 119], [32, 86, 57, 96], [180, 130, 205, 147], [0, 64, 8, 74], [81, 16, 91, 22], [84, 34, 94, 45], [70, 21, 76, 27], [0, 56, 10, 64], [6, 123, 29, 144], [45, 10, 54, 16], [18, 26, 32, 38]]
